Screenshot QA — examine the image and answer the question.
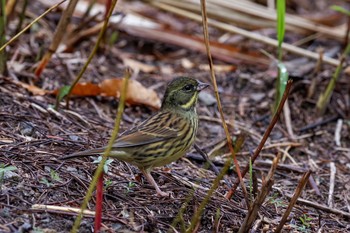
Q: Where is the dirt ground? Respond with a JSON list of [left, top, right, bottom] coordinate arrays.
[[1, 1, 350, 232]]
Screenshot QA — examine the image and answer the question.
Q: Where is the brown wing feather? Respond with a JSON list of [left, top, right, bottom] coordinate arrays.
[[62, 111, 183, 160], [114, 112, 180, 148]]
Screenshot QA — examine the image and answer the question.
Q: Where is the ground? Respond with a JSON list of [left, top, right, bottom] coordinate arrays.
[[0, 1, 350, 232]]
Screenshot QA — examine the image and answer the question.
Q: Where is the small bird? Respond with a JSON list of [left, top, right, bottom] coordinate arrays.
[[62, 77, 209, 196]]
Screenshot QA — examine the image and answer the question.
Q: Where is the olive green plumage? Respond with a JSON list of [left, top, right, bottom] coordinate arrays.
[[63, 77, 209, 196]]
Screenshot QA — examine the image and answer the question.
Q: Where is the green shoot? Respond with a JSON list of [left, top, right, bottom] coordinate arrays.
[[125, 181, 135, 193], [316, 5, 350, 114], [268, 192, 285, 207], [50, 169, 61, 182], [274, 0, 288, 112], [249, 157, 253, 202], [55, 85, 71, 110], [93, 156, 114, 174], [299, 214, 312, 227], [104, 179, 113, 190], [39, 168, 61, 187], [330, 5, 350, 16], [0, 0, 7, 75], [0, 164, 17, 187], [40, 177, 51, 187], [277, 0, 286, 61], [109, 31, 119, 46]]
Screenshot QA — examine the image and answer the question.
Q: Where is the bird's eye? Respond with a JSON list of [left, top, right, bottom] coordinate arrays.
[[183, 84, 194, 92]]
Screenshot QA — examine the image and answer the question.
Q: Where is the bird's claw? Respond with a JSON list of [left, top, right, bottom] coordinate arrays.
[[156, 190, 174, 198]]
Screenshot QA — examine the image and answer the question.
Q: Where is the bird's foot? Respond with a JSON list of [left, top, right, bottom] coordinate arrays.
[[156, 190, 173, 198], [141, 169, 174, 197]]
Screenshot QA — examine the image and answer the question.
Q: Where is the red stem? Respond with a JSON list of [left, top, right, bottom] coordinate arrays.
[[94, 173, 104, 232]]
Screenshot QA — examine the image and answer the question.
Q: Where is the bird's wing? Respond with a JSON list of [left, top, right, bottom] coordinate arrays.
[[114, 114, 181, 148]]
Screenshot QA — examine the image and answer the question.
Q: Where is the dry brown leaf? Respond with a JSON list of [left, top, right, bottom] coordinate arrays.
[[122, 58, 157, 73], [15, 78, 160, 109], [13, 80, 48, 95], [100, 78, 161, 109], [199, 64, 236, 72], [70, 82, 101, 96]]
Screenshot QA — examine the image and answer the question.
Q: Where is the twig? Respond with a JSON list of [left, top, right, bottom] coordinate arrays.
[[283, 100, 295, 139], [226, 79, 293, 199], [65, 0, 119, 109], [0, 0, 67, 52], [95, 172, 104, 232], [199, 0, 247, 204], [150, 1, 340, 67], [328, 162, 336, 208], [307, 48, 323, 99], [298, 115, 339, 132], [334, 119, 343, 146], [34, 0, 79, 77], [30, 204, 127, 224], [186, 136, 245, 233], [238, 155, 280, 233], [31, 204, 95, 217], [284, 194, 350, 219], [70, 67, 128, 233], [275, 171, 311, 233]]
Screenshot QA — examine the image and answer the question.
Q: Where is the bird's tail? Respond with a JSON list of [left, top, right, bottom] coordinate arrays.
[[61, 147, 106, 160]]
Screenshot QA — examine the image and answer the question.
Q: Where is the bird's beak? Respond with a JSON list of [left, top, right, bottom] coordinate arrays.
[[196, 80, 210, 91]]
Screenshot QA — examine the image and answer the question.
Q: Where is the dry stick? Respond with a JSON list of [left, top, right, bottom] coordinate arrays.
[[328, 162, 336, 208], [153, 0, 344, 40], [334, 119, 343, 146], [0, 0, 8, 75], [94, 172, 104, 232], [30, 204, 127, 223], [199, 0, 249, 205], [150, 2, 339, 67], [307, 48, 323, 99], [238, 155, 280, 233], [298, 115, 339, 132], [275, 170, 312, 233], [35, 0, 79, 77], [284, 194, 350, 219], [5, 0, 16, 16], [186, 136, 245, 233], [0, 0, 67, 53], [226, 79, 293, 199], [70, 69, 129, 233], [31, 204, 96, 217], [15, 0, 28, 34], [65, 0, 119, 110], [283, 100, 295, 139]]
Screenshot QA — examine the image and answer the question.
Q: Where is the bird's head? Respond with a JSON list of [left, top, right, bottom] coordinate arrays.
[[161, 77, 209, 111]]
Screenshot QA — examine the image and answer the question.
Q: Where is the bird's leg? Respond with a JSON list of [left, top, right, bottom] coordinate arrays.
[[141, 169, 169, 197]]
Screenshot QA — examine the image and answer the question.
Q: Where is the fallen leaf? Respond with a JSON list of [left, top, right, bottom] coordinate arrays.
[[122, 58, 157, 73], [70, 82, 101, 96], [51, 82, 101, 97], [100, 78, 161, 109], [199, 64, 236, 72], [13, 80, 48, 95], [15, 78, 160, 109]]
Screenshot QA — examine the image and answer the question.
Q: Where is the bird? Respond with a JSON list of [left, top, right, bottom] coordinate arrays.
[[62, 77, 209, 196]]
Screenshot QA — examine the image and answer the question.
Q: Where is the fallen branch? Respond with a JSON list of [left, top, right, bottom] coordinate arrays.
[[238, 155, 280, 233], [275, 171, 312, 232], [31, 204, 95, 217], [226, 79, 293, 199], [284, 194, 350, 219]]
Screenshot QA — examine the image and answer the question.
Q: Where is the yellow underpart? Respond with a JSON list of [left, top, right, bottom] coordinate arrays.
[[180, 92, 198, 109]]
